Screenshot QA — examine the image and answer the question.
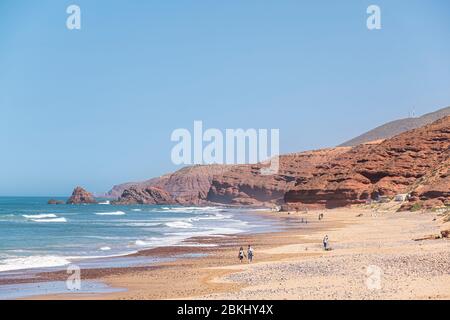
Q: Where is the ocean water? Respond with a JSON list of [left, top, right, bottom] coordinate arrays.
[[0, 197, 277, 273]]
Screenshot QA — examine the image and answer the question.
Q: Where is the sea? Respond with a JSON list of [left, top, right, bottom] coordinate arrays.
[[0, 197, 279, 274]]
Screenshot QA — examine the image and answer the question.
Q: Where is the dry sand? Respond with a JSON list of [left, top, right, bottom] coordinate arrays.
[[28, 207, 450, 300]]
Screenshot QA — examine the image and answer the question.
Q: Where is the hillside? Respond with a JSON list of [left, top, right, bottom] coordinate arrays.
[[339, 106, 450, 147]]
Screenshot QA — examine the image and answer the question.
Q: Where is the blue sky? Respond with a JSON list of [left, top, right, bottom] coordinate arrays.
[[1, 0, 450, 196]]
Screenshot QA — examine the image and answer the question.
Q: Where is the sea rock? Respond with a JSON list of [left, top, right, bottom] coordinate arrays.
[[47, 199, 65, 205], [67, 187, 96, 204]]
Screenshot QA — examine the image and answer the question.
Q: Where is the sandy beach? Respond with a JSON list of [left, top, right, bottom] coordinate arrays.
[[16, 205, 449, 300]]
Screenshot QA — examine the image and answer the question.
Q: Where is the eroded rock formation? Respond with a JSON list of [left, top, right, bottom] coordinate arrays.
[[67, 187, 96, 204], [107, 116, 449, 210], [285, 116, 450, 209], [207, 148, 350, 206], [115, 186, 176, 205]]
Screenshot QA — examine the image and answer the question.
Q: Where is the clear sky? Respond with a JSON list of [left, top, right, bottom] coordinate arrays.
[[1, 0, 450, 196]]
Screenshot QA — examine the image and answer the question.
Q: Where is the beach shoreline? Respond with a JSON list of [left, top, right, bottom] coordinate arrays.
[[0, 204, 281, 287], [0, 208, 322, 299], [5, 206, 448, 300]]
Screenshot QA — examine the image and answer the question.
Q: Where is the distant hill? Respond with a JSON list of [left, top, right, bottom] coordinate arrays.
[[339, 106, 450, 147]]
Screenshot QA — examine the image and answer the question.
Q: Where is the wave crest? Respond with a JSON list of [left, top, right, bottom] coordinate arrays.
[[94, 211, 126, 216], [23, 214, 57, 219]]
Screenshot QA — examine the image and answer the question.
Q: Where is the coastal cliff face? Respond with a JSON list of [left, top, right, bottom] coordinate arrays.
[[112, 149, 349, 206], [67, 187, 96, 204], [400, 157, 450, 210], [285, 116, 450, 209], [113, 165, 231, 205], [108, 116, 449, 210], [115, 186, 176, 205], [206, 148, 350, 206]]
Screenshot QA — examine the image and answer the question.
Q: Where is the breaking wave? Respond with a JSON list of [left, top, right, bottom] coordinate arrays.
[[23, 214, 57, 219], [94, 211, 126, 216], [165, 221, 194, 229], [30, 217, 67, 223]]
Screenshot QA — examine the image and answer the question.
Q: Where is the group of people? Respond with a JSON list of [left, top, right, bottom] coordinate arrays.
[[237, 237, 330, 264], [238, 245, 254, 263], [236, 211, 330, 263]]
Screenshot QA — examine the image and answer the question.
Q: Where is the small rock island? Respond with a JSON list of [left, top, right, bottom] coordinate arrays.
[[66, 186, 97, 204]]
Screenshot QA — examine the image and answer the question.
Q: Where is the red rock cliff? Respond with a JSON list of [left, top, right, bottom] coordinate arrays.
[[285, 116, 450, 208], [107, 117, 449, 210]]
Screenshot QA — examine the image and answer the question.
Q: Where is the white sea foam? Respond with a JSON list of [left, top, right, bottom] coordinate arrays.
[[135, 240, 150, 246], [23, 214, 57, 219], [94, 211, 126, 216], [160, 206, 224, 214], [134, 235, 186, 248], [0, 255, 71, 272], [191, 213, 233, 221], [124, 222, 162, 227], [131, 209, 142, 212], [168, 226, 243, 237], [99, 247, 111, 251], [165, 221, 194, 229], [31, 217, 67, 223], [98, 201, 110, 205], [176, 243, 218, 247]]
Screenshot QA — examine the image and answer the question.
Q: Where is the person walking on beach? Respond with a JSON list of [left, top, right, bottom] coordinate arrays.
[[238, 246, 246, 263], [247, 245, 254, 263], [323, 235, 329, 251]]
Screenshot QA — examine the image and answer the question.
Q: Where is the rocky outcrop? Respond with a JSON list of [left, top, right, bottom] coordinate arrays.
[[106, 181, 142, 199], [112, 165, 232, 205], [399, 158, 450, 211], [48, 199, 65, 205], [115, 186, 176, 205], [411, 160, 449, 203], [285, 116, 450, 209], [207, 148, 350, 206], [67, 187, 96, 204], [441, 227, 450, 239], [107, 165, 232, 201]]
